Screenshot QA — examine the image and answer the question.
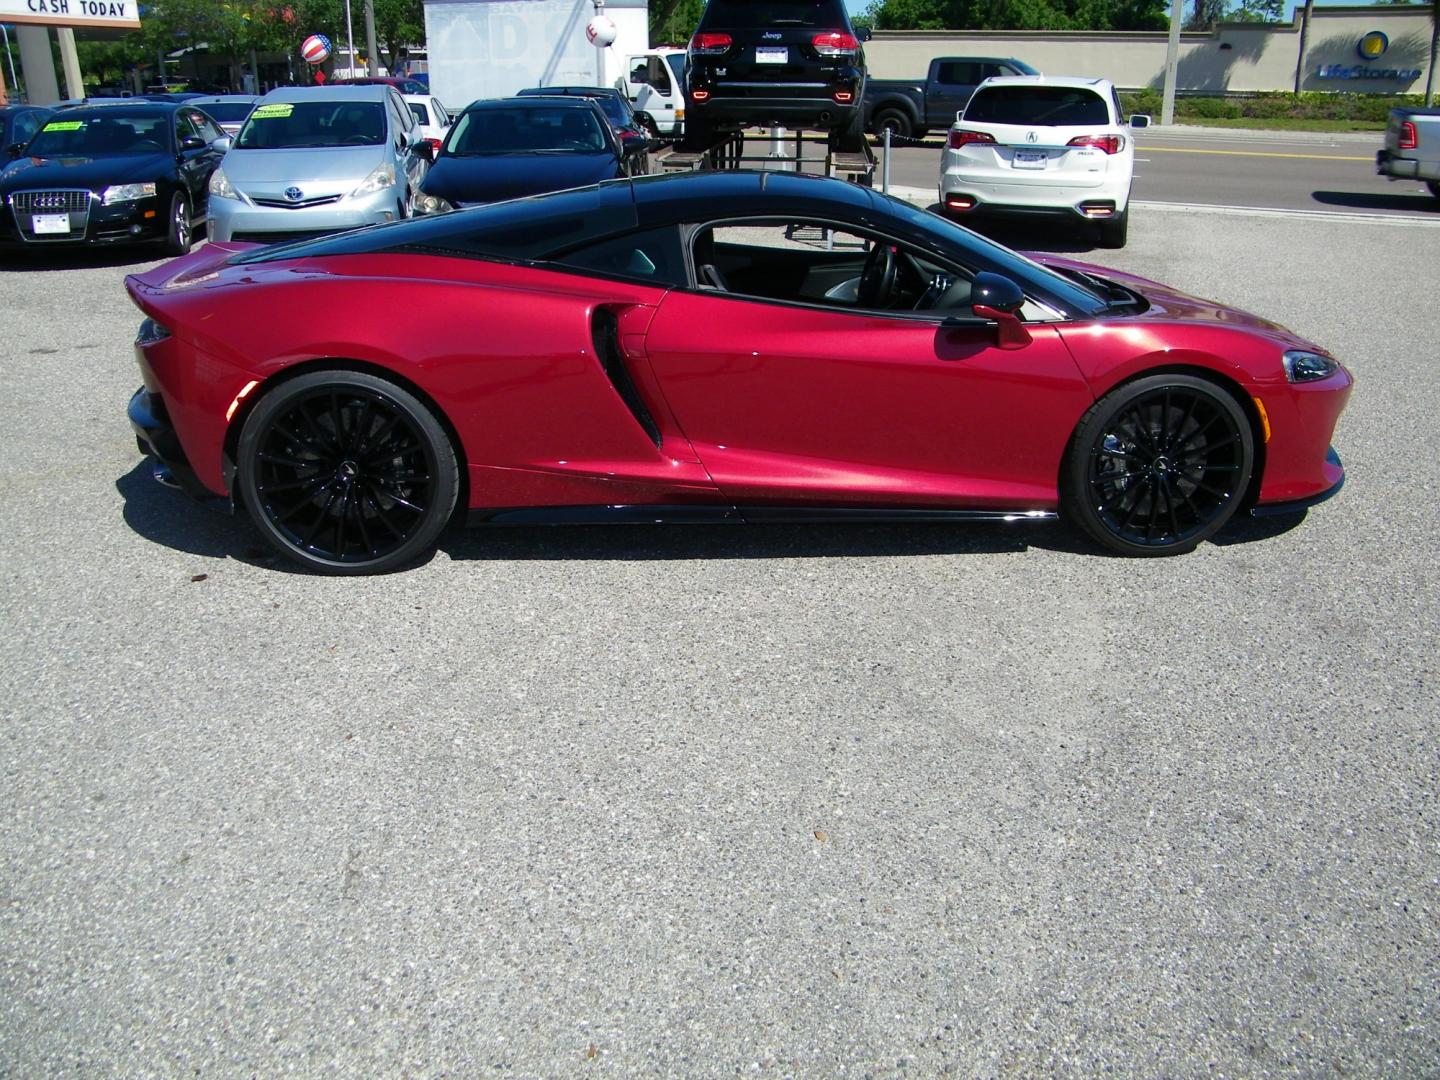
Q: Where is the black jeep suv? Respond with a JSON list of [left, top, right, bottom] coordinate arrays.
[[682, 0, 867, 151]]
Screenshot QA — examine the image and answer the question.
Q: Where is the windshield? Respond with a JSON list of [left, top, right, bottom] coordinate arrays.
[[964, 86, 1109, 126], [445, 106, 607, 155], [699, 0, 848, 28], [197, 102, 255, 123], [235, 101, 385, 149], [23, 113, 171, 157]]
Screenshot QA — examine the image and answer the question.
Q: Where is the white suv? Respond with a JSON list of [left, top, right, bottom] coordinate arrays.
[[938, 76, 1136, 248]]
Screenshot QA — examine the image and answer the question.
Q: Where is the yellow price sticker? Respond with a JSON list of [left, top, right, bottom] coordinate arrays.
[[42, 120, 85, 132], [251, 104, 294, 119]]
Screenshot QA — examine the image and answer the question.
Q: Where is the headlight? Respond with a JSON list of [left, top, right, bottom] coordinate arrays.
[[350, 162, 396, 198], [415, 192, 452, 214], [209, 168, 238, 200], [1283, 350, 1340, 383], [101, 182, 156, 205]]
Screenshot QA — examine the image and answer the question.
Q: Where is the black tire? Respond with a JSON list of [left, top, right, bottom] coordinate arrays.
[[1061, 374, 1254, 556], [237, 370, 459, 575], [164, 191, 192, 256], [1097, 209, 1128, 249], [680, 114, 713, 153], [829, 107, 867, 153], [870, 108, 912, 140], [1428, 180, 1440, 201]]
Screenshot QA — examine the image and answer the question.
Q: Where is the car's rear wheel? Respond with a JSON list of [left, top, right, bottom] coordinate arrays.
[[1427, 180, 1440, 201], [829, 107, 867, 153], [1061, 374, 1253, 556], [870, 108, 911, 141], [238, 370, 459, 575], [164, 192, 192, 256], [681, 114, 713, 153], [1097, 209, 1128, 249]]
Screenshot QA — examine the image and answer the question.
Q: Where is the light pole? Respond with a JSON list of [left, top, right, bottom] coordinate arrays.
[[1161, 0, 1183, 126], [344, 0, 357, 79]]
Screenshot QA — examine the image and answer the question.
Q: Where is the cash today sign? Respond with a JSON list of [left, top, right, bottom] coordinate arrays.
[[0, 0, 140, 29]]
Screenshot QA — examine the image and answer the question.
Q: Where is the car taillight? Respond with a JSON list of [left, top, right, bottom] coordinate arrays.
[[948, 130, 996, 149], [689, 32, 732, 56], [833, 90, 854, 104], [1398, 121, 1417, 150], [691, 89, 710, 102], [1067, 134, 1125, 154], [812, 31, 859, 57], [425, 137, 442, 153]]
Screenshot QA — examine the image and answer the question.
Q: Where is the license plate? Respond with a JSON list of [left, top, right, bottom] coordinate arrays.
[[1012, 150, 1048, 170], [755, 46, 788, 64], [32, 213, 71, 234]]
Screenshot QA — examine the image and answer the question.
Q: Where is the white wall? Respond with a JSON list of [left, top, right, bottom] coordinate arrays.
[[424, 0, 649, 111], [865, 5, 1433, 94]]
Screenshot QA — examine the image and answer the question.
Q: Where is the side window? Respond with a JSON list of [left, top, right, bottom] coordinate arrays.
[[14, 112, 44, 144], [1111, 88, 1124, 123], [980, 64, 1005, 81], [175, 111, 199, 144], [550, 226, 686, 285], [409, 102, 429, 126], [648, 58, 672, 94], [937, 62, 977, 86], [188, 110, 221, 142]]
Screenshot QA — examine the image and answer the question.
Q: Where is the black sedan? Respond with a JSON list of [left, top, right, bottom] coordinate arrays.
[[416, 96, 645, 214], [0, 102, 229, 255], [1, 105, 53, 156]]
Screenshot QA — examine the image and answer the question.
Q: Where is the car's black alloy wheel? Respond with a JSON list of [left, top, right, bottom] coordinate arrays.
[[165, 192, 192, 256], [1062, 374, 1254, 556], [238, 370, 459, 574]]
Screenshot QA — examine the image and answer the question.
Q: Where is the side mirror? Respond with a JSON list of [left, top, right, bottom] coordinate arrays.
[[5, 142, 24, 159], [856, 26, 872, 42], [971, 272, 1031, 350], [180, 134, 206, 151], [212, 135, 232, 152], [1129, 114, 1151, 129], [415, 140, 435, 163]]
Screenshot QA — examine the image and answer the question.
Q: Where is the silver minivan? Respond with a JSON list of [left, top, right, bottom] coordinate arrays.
[[207, 85, 429, 244]]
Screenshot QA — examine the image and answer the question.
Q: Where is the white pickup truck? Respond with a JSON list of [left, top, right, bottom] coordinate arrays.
[[1376, 107, 1440, 202]]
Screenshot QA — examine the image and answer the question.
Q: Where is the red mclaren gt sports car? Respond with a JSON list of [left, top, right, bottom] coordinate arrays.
[[126, 171, 1351, 574]]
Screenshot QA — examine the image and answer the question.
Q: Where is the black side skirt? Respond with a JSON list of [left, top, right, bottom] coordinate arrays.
[[468, 505, 1058, 527]]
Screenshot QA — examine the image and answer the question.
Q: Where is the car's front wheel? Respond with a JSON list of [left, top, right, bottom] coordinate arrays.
[[164, 192, 192, 256], [1061, 374, 1254, 556], [237, 370, 459, 575], [1428, 180, 1440, 202]]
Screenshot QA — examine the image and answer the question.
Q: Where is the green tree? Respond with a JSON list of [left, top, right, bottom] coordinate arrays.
[[867, 0, 1169, 32]]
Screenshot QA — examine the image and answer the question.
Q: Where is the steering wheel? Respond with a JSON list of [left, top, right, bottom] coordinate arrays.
[[857, 243, 897, 308]]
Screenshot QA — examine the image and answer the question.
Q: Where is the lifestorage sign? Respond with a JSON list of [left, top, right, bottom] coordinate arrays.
[[0, 0, 140, 29]]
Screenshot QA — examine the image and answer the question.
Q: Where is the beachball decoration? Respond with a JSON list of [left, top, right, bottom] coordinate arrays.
[[301, 33, 332, 64], [585, 16, 617, 47]]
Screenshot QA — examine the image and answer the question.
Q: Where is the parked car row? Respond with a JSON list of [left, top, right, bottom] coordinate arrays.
[[0, 79, 661, 253]]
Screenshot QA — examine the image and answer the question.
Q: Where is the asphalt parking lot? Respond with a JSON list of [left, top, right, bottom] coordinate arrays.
[[2, 204, 1437, 1076]]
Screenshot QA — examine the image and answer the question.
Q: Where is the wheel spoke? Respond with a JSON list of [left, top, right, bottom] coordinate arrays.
[[361, 489, 406, 539], [259, 472, 329, 496], [299, 487, 341, 548], [258, 451, 319, 470], [1161, 476, 1183, 538]]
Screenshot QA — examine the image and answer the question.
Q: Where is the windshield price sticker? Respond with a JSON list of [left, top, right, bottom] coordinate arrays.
[[42, 120, 85, 132], [251, 104, 294, 119]]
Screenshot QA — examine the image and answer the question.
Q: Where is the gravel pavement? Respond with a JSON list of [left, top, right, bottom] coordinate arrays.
[[1, 207, 1436, 1077]]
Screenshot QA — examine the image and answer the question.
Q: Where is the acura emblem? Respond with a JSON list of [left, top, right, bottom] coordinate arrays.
[[1026, 131, 1039, 143], [284, 186, 304, 201]]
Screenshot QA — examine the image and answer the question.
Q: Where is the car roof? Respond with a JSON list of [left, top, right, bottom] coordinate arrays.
[[188, 94, 261, 104], [259, 85, 394, 103], [975, 75, 1113, 92], [517, 86, 621, 98], [630, 169, 876, 228], [471, 96, 605, 111], [49, 103, 184, 119]]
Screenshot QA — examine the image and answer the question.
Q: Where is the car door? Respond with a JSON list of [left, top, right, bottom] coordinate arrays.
[[174, 111, 215, 212], [930, 61, 980, 126], [388, 90, 426, 200], [640, 219, 1094, 508], [181, 108, 227, 213]]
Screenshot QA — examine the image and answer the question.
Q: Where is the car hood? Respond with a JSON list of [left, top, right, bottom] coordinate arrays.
[[0, 152, 172, 192], [222, 145, 386, 186], [422, 152, 619, 206], [1034, 254, 1303, 339]]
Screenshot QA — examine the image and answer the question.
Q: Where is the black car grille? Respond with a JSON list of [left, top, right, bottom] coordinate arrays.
[[10, 189, 92, 213], [251, 195, 344, 209], [230, 229, 332, 245], [8, 188, 93, 242]]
